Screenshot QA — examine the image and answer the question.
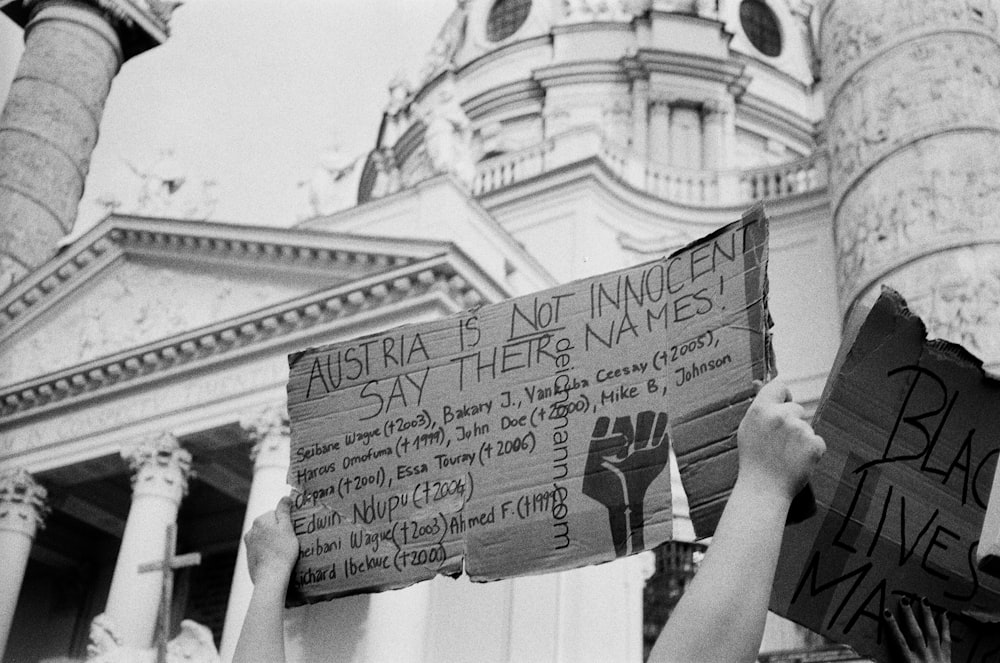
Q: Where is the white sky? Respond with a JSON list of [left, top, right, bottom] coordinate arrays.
[[1, 0, 456, 233]]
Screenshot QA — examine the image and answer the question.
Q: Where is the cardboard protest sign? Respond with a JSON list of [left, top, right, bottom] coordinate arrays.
[[284, 207, 771, 602], [771, 288, 1000, 663]]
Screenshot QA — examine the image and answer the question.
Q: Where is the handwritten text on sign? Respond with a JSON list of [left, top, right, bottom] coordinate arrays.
[[285, 208, 770, 601], [770, 288, 1000, 663]]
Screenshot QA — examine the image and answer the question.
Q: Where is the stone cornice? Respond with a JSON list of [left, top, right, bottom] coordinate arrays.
[[533, 60, 631, 88], [0, 215, 453, 337], [634, 48, 748, 91], [0, 255, 495, 421]]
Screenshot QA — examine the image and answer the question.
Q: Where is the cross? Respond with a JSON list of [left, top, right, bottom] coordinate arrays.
[[138, 522, 202, 663]]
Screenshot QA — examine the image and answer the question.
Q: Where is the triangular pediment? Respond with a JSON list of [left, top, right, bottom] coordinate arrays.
[[0, 214, 457, 386]]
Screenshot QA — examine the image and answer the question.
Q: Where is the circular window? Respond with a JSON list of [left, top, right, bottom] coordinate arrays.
[[739, 0, 782, 57], [486, 0, 531, 42]]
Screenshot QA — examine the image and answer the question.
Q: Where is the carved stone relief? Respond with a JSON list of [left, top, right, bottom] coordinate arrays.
[[826, 33, 1000, 205], [855, 246, 1000, 363], [820, 0, 997, 94], [0, 260, 305, 385], [834, 132, 1000, 307]]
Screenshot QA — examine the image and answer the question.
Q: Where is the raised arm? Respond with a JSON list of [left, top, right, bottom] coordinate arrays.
[[649, 379, 825, 663], [233, 496, 300, 663]]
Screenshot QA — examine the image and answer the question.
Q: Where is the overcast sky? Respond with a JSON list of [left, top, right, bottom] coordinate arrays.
[[1, 0, 456, 234]]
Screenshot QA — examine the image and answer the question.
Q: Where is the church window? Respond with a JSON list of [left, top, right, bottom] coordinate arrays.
[[739, 0, 782, 57], [486, 0, 531, 42]]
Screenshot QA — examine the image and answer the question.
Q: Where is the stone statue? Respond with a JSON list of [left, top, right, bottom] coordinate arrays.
[[371, 148, 403, 198], [383, 72, 413, 146], [86, 613, 221, 663], [99, 150, 218, 221], [420, 0, 469, 82], [298, 145, 360, 216], [422, 82, 476, 188]]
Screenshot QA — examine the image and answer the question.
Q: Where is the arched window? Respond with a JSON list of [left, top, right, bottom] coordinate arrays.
[[486, 0, 531, 42], [739, 0, 782, 57]]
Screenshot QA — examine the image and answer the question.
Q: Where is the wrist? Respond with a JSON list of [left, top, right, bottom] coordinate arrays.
[[732, 471, 794, 514], [254, 560, 294, 587]]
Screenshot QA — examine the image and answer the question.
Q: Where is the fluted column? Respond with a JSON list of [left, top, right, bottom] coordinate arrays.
[[219, 407, 291, 663], [104, 434, 192, 648], [0, 0, 171, 293], [819, 0, 1000, 365], [0, 468, 47, 660]]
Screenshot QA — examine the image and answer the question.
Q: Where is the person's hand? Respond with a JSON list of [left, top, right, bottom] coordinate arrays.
[[885, 596, 951, 663], [244, 496, 300, 585], [735, 379, 825, 502]]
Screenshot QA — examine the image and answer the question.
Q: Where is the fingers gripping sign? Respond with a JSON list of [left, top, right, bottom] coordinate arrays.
[[737, 379, 826, 504], [582, 410, 671, 557], [244, 496, 301, 586], [885, 597, 952, 663]]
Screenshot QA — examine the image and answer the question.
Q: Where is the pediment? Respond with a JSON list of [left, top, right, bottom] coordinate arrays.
[[0, 215, 454, 387]]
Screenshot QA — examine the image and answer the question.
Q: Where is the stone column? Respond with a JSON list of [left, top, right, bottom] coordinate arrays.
[[0, 468, 47, 660], [219, 407, 291, 663], [819, 0, 1000, 365], [630, 78, 650, 159], [0, 0, 171, 292], [104, 434, 192, 648], [700, 100, 726, 170]]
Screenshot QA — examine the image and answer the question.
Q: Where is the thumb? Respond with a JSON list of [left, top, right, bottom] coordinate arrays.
[[275, 496, 292, 525]]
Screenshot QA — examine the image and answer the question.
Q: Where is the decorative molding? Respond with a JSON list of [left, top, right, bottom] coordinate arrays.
[[0, 259, 485, 419], [121, 432, 192, 499], [241, 405, 290, 469], [0, 220, 421, 335], [0, 467, 49, 535]]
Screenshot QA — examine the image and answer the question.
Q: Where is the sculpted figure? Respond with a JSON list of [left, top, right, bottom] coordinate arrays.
[[86, 613, 220, 663], [422, 82, 476, 187]]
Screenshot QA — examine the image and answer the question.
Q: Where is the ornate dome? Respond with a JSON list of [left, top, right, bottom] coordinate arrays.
[[358, 0, 821, 207]]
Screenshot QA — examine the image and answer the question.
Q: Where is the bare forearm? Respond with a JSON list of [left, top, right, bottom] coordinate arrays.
[[649, 475, 791, 663], [233, 572, 289, 663]]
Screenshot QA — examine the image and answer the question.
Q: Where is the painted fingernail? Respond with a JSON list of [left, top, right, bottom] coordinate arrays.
[[883, 610, 893, 619], [921, 596, 930, 606], [900, 597, 910, 607]]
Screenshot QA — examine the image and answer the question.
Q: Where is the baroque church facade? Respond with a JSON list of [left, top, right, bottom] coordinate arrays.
[[0, 0, 998, 661]]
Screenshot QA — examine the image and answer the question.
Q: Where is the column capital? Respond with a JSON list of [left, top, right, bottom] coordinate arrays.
[[5, 0, 175, 60], [0, 468, 49, 537], [121, 433, 192, 501], [241, 405, 290, 469]]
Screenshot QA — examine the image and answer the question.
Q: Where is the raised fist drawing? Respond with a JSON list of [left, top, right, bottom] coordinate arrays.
[[583, 411, 671, 557]]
